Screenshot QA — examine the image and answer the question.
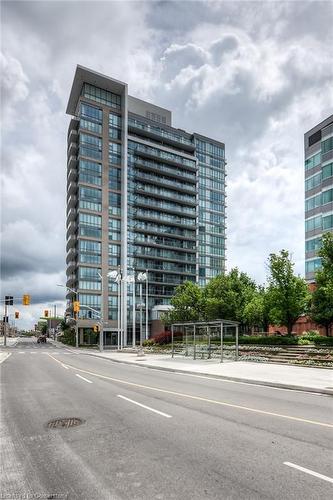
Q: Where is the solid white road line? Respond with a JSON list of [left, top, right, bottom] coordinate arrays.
[[117, 394, 172, 418], [283, 462, 333, 483], [75, 374, 93, 384], [62, 364, 69, 370]]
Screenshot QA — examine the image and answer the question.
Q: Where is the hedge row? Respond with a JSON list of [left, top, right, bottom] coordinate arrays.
[[238, 336, 298, 345], [150, 332, 333, 346], [313, 337, 333, 346]]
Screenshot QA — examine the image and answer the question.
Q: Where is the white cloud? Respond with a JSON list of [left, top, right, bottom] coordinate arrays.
[[1, 0, 333, 329]]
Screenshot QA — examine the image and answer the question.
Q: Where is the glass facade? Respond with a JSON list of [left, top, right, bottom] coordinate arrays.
[[304, 117, 333, 280], [195, 137, 226, 286], [83, 83, 121, 109], [67, 73, 227, 340]]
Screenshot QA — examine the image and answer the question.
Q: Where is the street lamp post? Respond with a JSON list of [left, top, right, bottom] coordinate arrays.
[[137, 272, 148, 348], [145, 269, 149, 340], [97, 271, 116, 352], [108, 269, 122, 350], [127, 267, 136, 348], [57, 284, 78, 348], [97, 272, 104, 352]]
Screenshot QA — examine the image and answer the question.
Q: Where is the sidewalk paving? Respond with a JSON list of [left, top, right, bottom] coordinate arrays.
[[54, 342, 333, 395]]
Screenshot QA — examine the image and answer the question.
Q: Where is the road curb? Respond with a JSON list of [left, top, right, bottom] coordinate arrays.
[[81, 351, 333, 396]]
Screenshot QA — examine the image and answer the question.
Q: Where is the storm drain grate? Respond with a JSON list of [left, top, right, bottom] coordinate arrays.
[[47, 417, 84, 429]]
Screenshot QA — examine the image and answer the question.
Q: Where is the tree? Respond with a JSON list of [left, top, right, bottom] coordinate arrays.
[[163, 281, 204, 323], [267, 250, 309, 334], [203, 268, 257, 330], [40, 323, 47, 334], [310, 233, 333, 336], [243, 286, 271, 333], [318, 232, 333, 280]]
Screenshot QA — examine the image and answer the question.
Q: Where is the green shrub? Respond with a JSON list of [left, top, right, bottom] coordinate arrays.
[[300, 330, 321, 341], [238, 335, 298, 345], [298, 338, 311, 345], [142, 339, 156, 347], [58, 329, 75, 346], [313, 336, 333, 346]]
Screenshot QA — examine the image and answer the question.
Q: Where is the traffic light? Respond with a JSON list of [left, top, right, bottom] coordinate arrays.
[[93, 325, 100, 333], [44, 310, 49, 317], [73, 301, 80, 313], [22, 295, 31, 305], [15, 312, 19, 319]]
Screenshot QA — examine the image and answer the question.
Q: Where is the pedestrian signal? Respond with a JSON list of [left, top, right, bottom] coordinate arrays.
[[73, 301, 80, 313], [22, 295, 31, 305], [44, 310, 49, 317], [15, 312, 19, 319]]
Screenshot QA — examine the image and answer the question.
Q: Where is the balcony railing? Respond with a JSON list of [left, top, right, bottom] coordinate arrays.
[[128, 117, 195, 151]]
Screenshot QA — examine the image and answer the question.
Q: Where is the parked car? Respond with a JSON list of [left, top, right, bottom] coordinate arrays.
[[37, 335, 47, 343]]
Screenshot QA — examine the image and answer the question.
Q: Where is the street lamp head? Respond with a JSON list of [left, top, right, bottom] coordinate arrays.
[[57, 284, 77, 294], [137, 272, 147, 282], [108, 270, 119, 279]]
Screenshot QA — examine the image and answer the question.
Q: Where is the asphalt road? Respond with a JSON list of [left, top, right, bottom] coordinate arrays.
[[1, 337, 332, 500]]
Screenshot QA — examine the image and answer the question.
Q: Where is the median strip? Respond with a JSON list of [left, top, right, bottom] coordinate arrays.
[[283, 462, 333, 483], [117, 395, 172, 418]]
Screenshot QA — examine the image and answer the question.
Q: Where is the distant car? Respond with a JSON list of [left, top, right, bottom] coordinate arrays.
[[37, 335, 47, 343]]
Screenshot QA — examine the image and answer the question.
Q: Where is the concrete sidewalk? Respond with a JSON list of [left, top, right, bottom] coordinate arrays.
[[54, 342, 333, 395]]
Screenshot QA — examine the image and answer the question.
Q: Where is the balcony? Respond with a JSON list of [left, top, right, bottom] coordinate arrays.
[[66, 261, 76, 274], [128, 118, 195, 153], [134, 198, 197, 218], [66, 221, 77, 240], [67, 165, 78, 183], [66, 274, 76, 287], [66, 234, 76, 252], [66, 247, 77, 264], [68, 128, 79, 144], [67, 117, 79, 139], [67, 181, 78, 197], [67, 194, 77, 209], [134, 170, 197, 194], [133, 144, 196, 171], [135, 186, 197, 206], [67, 141, 78, 157], [67, 155, 78, 171], [134, 157, 197, 183], [66, 208, 76, 222]]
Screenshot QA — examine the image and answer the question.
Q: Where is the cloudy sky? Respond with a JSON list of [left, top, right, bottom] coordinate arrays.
[[1, 0, 333, 329]]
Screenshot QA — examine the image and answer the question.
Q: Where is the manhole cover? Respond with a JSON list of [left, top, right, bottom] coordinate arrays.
[[47, 417, 84, 429]]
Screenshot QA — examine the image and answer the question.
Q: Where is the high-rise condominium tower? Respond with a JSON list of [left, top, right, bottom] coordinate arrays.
[[304, 114, 333, 281], [66, 66, 226, 345]]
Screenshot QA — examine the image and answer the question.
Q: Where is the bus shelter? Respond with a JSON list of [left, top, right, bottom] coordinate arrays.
[[171, 320, 240, 362]]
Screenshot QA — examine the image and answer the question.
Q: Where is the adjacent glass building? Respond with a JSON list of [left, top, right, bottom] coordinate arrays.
[[66, 66, 226, 344], [304, 114, 333, 281]]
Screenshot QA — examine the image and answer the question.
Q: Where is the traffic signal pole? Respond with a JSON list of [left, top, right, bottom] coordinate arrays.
[[75, 312, 79, 348], [4, 302, 8, 347]]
